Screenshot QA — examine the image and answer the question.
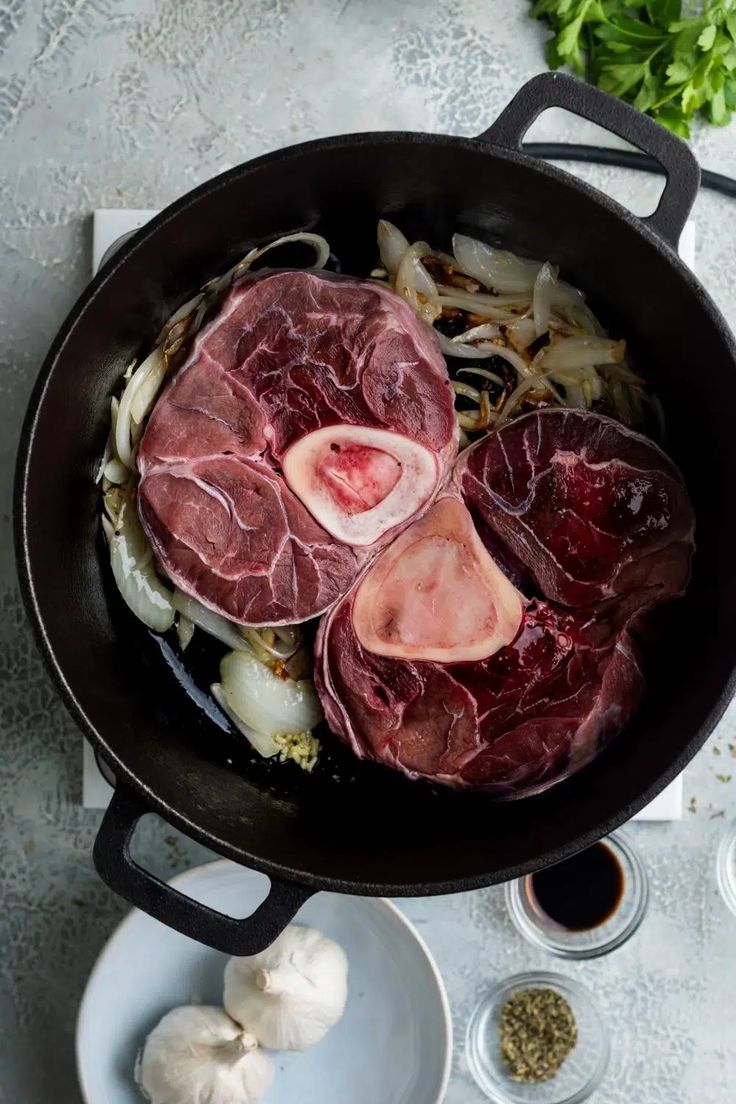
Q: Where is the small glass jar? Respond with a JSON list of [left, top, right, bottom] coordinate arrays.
[[505, 831, 649, 959], [716, 819, 736, 917], [466, 971, 609, 1104]]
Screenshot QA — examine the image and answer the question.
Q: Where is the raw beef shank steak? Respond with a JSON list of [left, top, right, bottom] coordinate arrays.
[[137, 270, 457, 625], [316, 409, 694, 796]]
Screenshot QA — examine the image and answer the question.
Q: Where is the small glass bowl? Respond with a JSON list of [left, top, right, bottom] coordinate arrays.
[[466, 971, 609, 1104], [716, 819, 736, 917], [504, 831, 648, 959]]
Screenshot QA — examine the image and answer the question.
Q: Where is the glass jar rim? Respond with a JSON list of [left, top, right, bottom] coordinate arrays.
[[504, 830, 649, 959], [465, 970, 610, 1104]]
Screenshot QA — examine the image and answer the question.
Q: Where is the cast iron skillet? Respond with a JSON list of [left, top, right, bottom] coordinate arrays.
[[15, 73, 736, 954]]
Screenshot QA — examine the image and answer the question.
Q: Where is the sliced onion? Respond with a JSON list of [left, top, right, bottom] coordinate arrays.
[[220, 650, 323, 738], [274, 626, 298, 648], [453, 381, 482, 401], [546, 365, 604, 405], [496, 375, 551, 426], [479, 343, 532, 379], [129, 347, 167, 426], [549, 282, 604, 335], [453, 233, 543, 293], [238, 628, 272, 664], [161, 316, 194, 367], [129, 414, 146, 448], [115, 348, 166, 468], [284, 646, 313, 681], [239, 626, 299, 662], [439, 286, 531, 307], [95, 396, 121, 483], [201, 269, 234, 300], [158, 293, 204, 340], [234, 231, 330, 278], [437, 287, 530, 320], [103, 485, 126, 525], [589, 374, 604, 401], [155, 292, 205, 353], [544, 365, 603, 408], [377, 219, 410, 279], [95, 446, 111, 485], [538, 336, 625, 372], [210, 682, 279, 758], [436, 330, 504, 360], [457, 366, 505, 387], [532, 262, 558, 338], [457, 408, 494, 431], [176, 614, 195, 651], [505, 316, 538, 353], [102, 501, 175, 632], [396, 241, 441, 323], [548, 362, 599, 384], [103, 457, 129, 485], [562, 382, 588, 409], [172, 590, 249, 652], [452, 322, 500, 343]]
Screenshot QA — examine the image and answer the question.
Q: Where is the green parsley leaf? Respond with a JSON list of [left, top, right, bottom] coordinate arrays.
[[666, 58, 693, 82], [530, 0, 736, 136], [709, 84, 730, 120], [654, 105, 691, 135], [647, 0, 682, 27], [599, 61, 650, 95]]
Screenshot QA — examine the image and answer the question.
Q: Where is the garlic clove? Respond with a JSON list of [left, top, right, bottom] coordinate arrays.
[[255, 969, 271, 993], [235, 1030, 259, 1052], [224, 924, 348, 1052], [135, 1005, 273, 1104]]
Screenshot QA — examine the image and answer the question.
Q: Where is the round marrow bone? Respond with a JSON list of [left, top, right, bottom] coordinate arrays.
[[282, 425, 441, 547], [352, 495, 524, 662]]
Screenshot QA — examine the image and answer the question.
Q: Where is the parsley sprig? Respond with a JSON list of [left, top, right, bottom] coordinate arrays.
[[531, 0, 736, 136]]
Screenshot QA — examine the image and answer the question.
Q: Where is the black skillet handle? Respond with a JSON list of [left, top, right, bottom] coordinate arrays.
[[93, 784, 314, 955], [477, 72, 700, 249]]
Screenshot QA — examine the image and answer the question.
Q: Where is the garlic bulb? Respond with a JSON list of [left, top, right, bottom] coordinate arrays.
[[135, 1005, 273, 1104], [224, 924, 348, 1051]]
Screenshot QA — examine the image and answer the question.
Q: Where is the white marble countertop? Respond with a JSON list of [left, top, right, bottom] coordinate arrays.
[[2, 2, 736, 1102]]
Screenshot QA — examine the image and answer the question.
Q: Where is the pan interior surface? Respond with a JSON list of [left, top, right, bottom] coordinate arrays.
[[18, 135, 736, 893]]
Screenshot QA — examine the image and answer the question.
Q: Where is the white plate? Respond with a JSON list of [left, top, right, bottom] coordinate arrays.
[[76, 861, 452, 1104]]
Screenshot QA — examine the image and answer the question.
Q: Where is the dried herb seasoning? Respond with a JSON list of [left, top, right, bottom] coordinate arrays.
[[499, 987, 577, 1083]]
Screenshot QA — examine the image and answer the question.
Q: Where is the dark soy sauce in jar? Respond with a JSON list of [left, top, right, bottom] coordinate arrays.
[[525, 842, 625, 931]]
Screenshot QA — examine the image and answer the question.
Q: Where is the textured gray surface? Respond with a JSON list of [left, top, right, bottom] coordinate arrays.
[[2, 2, 736, 1102]]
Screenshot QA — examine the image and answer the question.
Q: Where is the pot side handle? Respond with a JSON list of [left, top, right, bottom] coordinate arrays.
[[93, 784, 314, 955], [476, 72, 700, 249]]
